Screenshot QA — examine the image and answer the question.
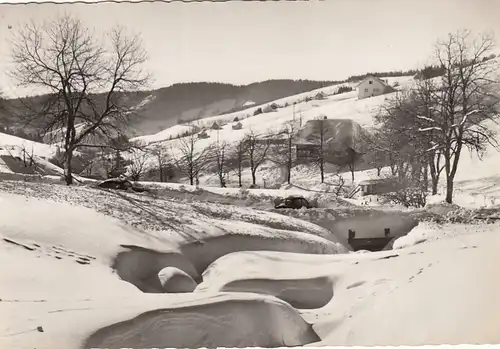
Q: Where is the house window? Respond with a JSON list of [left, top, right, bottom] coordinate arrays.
[[369, 81, 373, 84], [364, 88, 368, 92], [374, 88, 379, 92]]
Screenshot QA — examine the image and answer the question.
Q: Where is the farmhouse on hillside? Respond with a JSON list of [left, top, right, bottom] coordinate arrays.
[[355, 76, 396, 100], [294, 119, 368, 160], [210, 121, 222, 130]]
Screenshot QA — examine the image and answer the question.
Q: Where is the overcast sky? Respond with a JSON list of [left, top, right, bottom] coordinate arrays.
[[1, 0, 500, 97]]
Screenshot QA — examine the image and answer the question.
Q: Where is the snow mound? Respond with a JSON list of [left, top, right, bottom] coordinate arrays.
[[83, 293, 320, 349], [392, 221, 499, 250], [158, 266, 197, 293], [180, 227, 341, 274], [210, 276, 334, 310], [113, 245, 199, 293]]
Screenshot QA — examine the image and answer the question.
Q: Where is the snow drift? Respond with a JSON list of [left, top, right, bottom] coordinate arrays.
[[83, 293, 320, 349]]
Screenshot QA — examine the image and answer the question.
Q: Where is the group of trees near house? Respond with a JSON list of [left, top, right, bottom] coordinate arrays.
[[167, 117, 364, 189], [368, 29, 500, 205]]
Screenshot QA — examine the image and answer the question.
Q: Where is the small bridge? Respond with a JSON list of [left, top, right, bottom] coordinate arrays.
[[347, 228, 394, 252]]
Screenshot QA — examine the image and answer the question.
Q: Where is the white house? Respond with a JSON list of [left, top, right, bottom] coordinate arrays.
[[355, 76, 396, 100]]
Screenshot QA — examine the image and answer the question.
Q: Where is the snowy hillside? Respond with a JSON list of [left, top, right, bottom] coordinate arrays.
[[128, 76, 414, 170], [0, 132, 57, 159], [135, 76, 414, 146]]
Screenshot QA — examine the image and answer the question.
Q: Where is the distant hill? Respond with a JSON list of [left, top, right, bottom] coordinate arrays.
[[0, 79, 338, 138]]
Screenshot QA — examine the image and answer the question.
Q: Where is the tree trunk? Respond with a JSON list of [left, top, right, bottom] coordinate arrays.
[[287, 137, 292, 184], [238, 167, 242, 188], [444, 172, 457, 201], [428, 158, 439, 195], [251, 170, 257, 186], [320, 158, 324, 183], [423, 164, 429, 193], [218, 171, 224, 188], [65, 150, 73, 185], [432, 177, 439, 195], [158, 156, 164, 182], [377, 167, 381, 177]]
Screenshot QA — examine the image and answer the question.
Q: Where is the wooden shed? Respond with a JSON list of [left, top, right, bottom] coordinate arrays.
[[359, 178, 399, 196]]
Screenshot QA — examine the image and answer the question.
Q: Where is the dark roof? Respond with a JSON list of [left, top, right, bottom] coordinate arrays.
[[359, 178, 396, 185], [285, 195, 306, 200], [355, 75, 391, 88]]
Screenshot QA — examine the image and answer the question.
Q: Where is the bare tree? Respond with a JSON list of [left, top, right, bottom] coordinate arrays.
[[9, 15, 149, 185], [418, 30, 500, 203], [209, 140, 229, 187], [309, 116, 331, 183], [128, 149, 149, 181], [226, 138, 248, 188], [19, 143, 36, 168], [413, 77, 446, 195], [0, 90, 8, 122], [373, 85, 445, 195], [148, 143, 170, 182], [244, 129, 271, 186], [171, 132, 210, 186], [365, 131, 387, 177]]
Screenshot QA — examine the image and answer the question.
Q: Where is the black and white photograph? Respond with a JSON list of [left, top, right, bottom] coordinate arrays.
[[0, 0, 500, 348]]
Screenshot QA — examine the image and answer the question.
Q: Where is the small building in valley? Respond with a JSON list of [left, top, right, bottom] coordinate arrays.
[[359, 178, 399, 196]]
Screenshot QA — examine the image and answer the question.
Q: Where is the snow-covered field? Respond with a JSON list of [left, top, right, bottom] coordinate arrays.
[[1, 179, 500, 348], [0, 133, 57, 159]]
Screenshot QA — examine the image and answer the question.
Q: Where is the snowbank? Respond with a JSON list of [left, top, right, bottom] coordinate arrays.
[[197, 224, 500, 346], [0, 188, 331, 348], [392, 221, 500, 250], [83, 293, 320, 349]]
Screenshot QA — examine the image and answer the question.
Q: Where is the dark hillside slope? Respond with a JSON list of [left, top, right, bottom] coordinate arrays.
[[0, 79, 337, 137]]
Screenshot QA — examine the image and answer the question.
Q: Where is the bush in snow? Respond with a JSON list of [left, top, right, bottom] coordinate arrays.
[[336, 85, 353, 94], [381, 185, 427, 208], [262, 105, 277, 113], [238, 187, 250, 198], [253, 108, 263, 116]]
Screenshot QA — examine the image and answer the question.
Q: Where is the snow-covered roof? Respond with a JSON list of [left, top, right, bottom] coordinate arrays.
[[354, 75, 392, 88]]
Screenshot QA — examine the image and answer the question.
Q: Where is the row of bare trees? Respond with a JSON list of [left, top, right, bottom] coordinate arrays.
[[128, 129, 274, 187], [124, 117, 350, 188], [370, 29, 500, 204]]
